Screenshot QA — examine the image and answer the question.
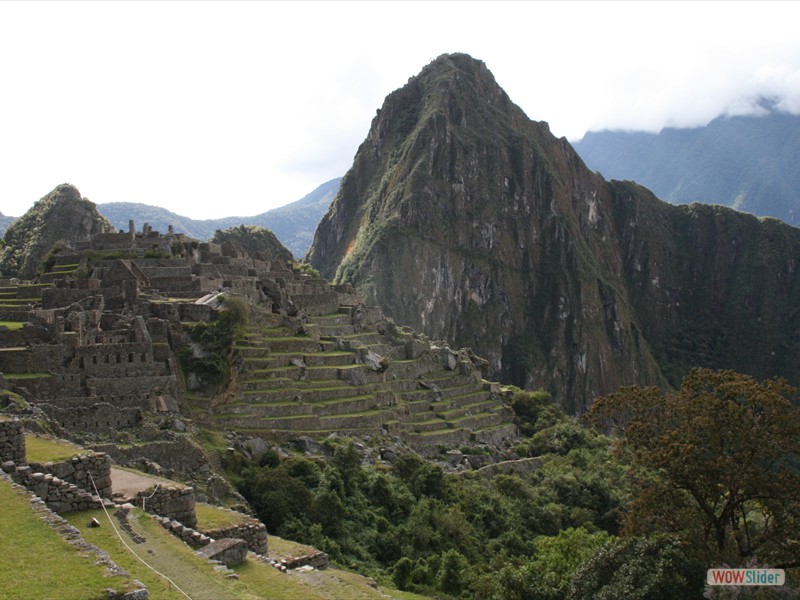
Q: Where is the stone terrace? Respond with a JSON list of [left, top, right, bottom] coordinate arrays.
[[209, 306, 517, 455], [0, 221, 518, 454]]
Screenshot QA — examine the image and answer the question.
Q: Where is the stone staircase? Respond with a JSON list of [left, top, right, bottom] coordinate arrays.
[[208, 307, 517, 454]]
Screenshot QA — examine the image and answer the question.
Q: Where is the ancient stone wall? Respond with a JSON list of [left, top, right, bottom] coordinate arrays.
[[152, 514, 213, 547], [0, 419, 25, 464], [178, 303, 214, 322], [95, 437, 211, 479], [279, 551, 330, 570], [0, 345, 61, 372], [201, 519, 268, 554], [28, 452, 113, 498], [197, 538, 249, 567], [40, 402, 143, 433], [290, 292, 341, 316], [137, 484, 197, 528], [2, 462, 103, 513]]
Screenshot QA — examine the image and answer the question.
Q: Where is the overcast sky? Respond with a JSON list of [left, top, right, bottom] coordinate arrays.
[[2, 1, 799, 219]]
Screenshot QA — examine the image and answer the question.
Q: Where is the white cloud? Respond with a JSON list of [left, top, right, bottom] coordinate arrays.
[[1, 1, 799, 219]]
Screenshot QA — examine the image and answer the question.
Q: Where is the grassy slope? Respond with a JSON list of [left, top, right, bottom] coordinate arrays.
[[14, 436, 421, 599], [67, 507, 322, 600], [0, 479, 133, 600], [65, 507, 417, 600]]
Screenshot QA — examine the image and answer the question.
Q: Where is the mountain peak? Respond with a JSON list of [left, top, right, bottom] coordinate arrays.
[[0, 184, 114, 279], [308, 55, 800, 411]]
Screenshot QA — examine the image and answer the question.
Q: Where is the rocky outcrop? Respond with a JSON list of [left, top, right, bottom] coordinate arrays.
[[0, 184, 114, 279], [211, 225, 293, 263], [307, 53, 800, 412]]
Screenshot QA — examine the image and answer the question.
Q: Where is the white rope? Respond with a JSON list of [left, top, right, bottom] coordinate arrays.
[[88, 472, 193, 599]]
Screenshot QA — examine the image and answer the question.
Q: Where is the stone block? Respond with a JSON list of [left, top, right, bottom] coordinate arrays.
[[197, 538, 248, 568]]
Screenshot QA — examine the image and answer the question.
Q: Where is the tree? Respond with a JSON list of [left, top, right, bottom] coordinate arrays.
[[496, 527, 615, 600], [393, 556, 413, 590], [590, 368, 800, 567], [567, 536, 704, 600], [438, 548, 468, 596]]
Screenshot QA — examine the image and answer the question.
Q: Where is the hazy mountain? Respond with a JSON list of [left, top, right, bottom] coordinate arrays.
[[0, 212, 15, 237], [96, 177, 341, 258], [573, 107, 800, 226], [307, 53, 800, 411]]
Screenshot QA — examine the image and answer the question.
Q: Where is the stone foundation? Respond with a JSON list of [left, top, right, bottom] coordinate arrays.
[[197, 538, 248, 568], [28, 452, 113, 498], [279, 551, 330, 571], [2, 462, 103, 513], [201, 520, 268, 554], [0, 419, 25, 464], [136, 484, 197, 528]]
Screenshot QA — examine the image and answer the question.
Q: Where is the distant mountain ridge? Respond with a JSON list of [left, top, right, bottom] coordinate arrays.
[[96, 178, 341, 258], [0, 212, 14, 236], [573, 108, 800, 226]]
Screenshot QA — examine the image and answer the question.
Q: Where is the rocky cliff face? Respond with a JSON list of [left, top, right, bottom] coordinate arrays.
[[0, 184, 114, 280], [307, 53, 800, 412]]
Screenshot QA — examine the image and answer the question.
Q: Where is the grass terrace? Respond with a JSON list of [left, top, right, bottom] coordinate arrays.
[[3, 372, 51, 379], [195, 502, 251, 530], [25, 434, 85, 463]]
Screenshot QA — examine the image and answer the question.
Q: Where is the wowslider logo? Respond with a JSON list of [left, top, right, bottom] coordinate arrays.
[[707, 568, 785, 586]]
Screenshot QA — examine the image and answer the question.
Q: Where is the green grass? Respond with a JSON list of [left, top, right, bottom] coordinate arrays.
[[25, 434, 84, 463], [0, 480, 132, 599], [65, 508, 378, 599], [195, 502, 250, 530], [0, 321, 25, 330], [3, 372, 51, 379], [66, 508, 231, 599], [268, 534, 317, 559]]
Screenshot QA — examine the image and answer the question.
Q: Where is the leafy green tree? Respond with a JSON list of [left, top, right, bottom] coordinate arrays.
[[438, 548, 468, 596], [510, 389, 563, 436], [181, 295, 249, 386], [393, 453, 448, 499], [590, 368, 800, 567], [393, 556, 413, 590], [567, 536, 704, 600], [243, 466, 312, 532], [495, 527, 614, 600]]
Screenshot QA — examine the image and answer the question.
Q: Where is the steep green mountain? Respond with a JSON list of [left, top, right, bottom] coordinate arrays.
[[573, 108, 800, 226], [0, 184, 114, 279], [307, 53, 800, 412], [97, 177, 341, 258]]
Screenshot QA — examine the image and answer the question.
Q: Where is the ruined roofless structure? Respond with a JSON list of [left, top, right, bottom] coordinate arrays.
[[0, 221, 517, 454]]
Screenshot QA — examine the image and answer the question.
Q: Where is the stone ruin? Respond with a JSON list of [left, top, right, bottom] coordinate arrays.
[[0, 220, 518, 455]]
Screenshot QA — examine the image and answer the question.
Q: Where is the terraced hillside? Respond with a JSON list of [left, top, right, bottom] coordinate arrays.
[[209, 305, 517, 455]]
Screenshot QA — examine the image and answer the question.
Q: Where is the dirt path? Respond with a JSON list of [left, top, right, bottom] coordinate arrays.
[[110, 467, 180, 501]]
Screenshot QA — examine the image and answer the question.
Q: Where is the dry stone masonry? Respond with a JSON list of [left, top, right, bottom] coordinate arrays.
[[135, 484, 197, 529], [0, 418, 25, 464], [0, 219, 517, 456], [2, 462, 104, 513], [28, 452, 113, 498]]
